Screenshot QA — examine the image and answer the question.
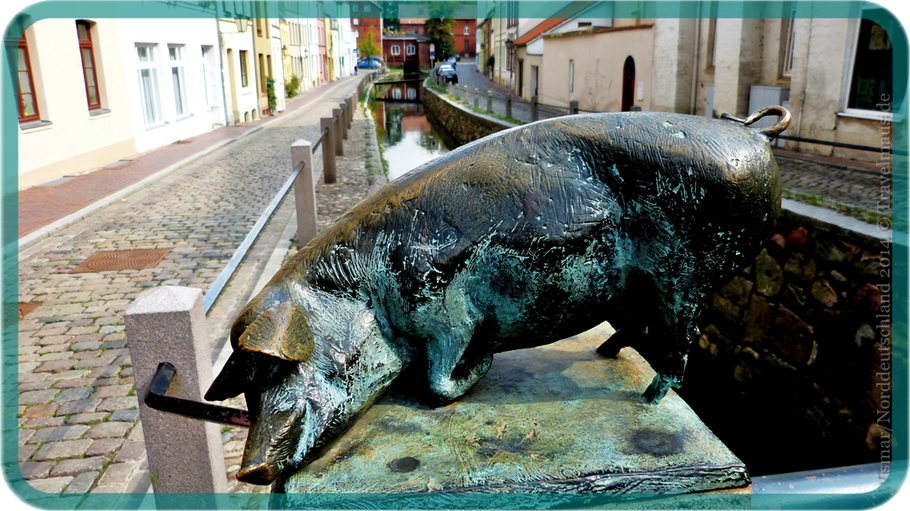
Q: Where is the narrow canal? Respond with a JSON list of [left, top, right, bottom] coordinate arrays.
[[370, 81, 459, 180]]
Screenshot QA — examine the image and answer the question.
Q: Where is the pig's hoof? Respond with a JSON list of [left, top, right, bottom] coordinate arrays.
[[642, 374, 674, 404]]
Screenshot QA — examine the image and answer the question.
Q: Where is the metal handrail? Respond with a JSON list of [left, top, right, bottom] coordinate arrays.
[[202, 161, 303, 314], [145, 362, 250, 427], [313, 127, 329, 153]]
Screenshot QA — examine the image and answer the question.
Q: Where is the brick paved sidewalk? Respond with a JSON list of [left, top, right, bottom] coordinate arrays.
[[17, 72, 378, 241], [14, 74, 369, 496]]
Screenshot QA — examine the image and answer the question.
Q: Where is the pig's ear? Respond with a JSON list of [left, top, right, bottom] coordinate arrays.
[[236, 302, 315, 363]]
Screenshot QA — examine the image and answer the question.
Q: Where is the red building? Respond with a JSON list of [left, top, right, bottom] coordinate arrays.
[[350, 1, 383, 52], [399, 18, 427, 36], [383, 33, 432, 69], [454, 18, 477, 58]]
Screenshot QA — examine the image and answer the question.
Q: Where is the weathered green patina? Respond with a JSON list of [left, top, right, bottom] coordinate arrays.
[[206, 107, 789, 487], [278, 324, 750, 495]]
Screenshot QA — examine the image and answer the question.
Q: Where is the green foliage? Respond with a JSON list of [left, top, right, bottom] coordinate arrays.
[[358, 35, 381, 59], [266, 77, 277, 112], [426, 18, 455, 61], [285, 75, 300, 98], [381, 1, 400, 31], [424, 0, 460, 19]]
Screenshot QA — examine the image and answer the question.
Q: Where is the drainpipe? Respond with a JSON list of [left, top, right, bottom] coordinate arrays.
[[793, 16, 814, 150], [215, 17, 231, 126], [690, 7, 701, 115]]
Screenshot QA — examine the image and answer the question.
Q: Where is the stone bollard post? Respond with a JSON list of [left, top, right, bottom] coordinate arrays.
[[570, 100, 579, 115], [346, 96, 354, 129], [124, 287, 227, 495], [506, 95, 512, 119], [339, 103, 349, 141], [333, 107, 344, 156], [320, 116, 337, 184], [531, 96, 539, 122], [447, 82, 452, 95], [474, 88, 479, 109], [291, 140, 319, 245], [464, 86, 468, 103], [487, 90, 493, 112]]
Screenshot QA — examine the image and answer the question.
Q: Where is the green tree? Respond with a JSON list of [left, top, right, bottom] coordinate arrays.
[[421, 0, 459, 61], [426, 18, 455, 61], [358, 35, 381, 59]]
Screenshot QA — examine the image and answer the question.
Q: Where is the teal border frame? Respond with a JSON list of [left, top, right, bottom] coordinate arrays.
[[1, 1, 907, 508]]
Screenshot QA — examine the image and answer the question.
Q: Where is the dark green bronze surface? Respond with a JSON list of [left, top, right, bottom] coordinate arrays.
[[278, 324, 749, 494], [207, 109, 789, 485]]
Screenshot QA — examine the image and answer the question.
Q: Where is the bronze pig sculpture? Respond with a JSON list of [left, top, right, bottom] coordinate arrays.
[[206, 107, 790, 485]]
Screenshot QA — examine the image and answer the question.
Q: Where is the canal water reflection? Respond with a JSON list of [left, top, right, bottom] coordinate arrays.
[[372, 98, 458, 181]]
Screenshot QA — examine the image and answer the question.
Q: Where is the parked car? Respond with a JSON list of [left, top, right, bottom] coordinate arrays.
[[441, 68, 458, 84], [437, 63, 454, 76], [358, 57, 382, 69], [446, 56, 457, 64]]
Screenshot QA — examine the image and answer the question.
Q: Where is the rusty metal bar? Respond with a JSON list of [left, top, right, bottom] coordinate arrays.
[[145, 362, 250, 428]]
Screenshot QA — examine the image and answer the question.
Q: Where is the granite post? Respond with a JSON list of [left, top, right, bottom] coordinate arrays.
[[320, 116, 337, 184], [292, 139, 319, 245], [333, 107, 344, 156], [124, 287, 227, 494]]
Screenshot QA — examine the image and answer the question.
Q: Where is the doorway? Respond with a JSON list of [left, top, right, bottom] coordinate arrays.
[[622, 56, 635, 111]]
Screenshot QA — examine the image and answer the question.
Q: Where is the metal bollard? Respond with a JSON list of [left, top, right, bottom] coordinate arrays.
[[531, 96, 539, 122], [474, 88, 479, 109], [506, 95, 512, 119], [570, 100, 579, 115], [339, 103, 349, 141], [291, 139, 318, 246], [320, 116, 337, 184], [487, 90, 493, 112], [333, 107, 344, 156]]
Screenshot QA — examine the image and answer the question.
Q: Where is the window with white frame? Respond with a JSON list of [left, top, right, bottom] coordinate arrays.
[[354, 18, 359, 25], [406, 44, 415, 55], [407, 87, 416, 100], [137, 44, 162, 126], [391, 45, 400, 56], [169, 44, 188, 116], [464, 25, 470, 35]]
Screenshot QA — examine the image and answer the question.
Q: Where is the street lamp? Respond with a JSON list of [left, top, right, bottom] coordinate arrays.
[[235, 17, 249, 32]]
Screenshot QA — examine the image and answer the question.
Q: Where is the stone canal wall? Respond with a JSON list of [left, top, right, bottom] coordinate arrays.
[[422, 85, 515, 145], [683, 204, 893, 474]]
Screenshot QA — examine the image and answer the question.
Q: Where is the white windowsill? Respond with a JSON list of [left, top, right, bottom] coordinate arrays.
[[175, 113, 194, 122], [837, 109, 894, 122], [145, 121, 170, 131]]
